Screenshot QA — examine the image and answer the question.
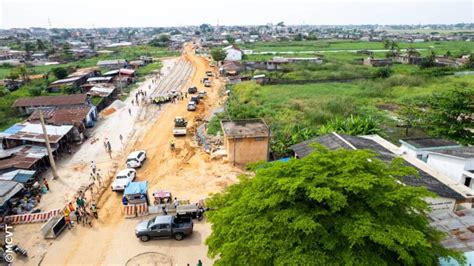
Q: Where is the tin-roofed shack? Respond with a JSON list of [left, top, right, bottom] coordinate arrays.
[[13, 94, 90, 115], [220, 119, 270, 165]]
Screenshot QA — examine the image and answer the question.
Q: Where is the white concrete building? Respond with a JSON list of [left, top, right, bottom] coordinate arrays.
[[399, 138, 461, 162], [223, 45, 243, 61], [427, 147, 474, 190]]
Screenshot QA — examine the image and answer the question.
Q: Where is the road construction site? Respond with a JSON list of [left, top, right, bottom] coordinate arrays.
[[12, 44, 241, 265]]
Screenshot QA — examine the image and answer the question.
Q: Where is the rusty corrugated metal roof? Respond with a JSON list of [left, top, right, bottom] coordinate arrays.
[[13, 94, 87, 108]]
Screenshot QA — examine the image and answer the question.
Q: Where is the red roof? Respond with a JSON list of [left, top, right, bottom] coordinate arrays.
[[119, 68, 135, 75], [28, 106, 91, 126], [13, 94, 88, 108]]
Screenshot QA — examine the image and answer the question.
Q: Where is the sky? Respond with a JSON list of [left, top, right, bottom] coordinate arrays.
[[0, 0, 472, 29]]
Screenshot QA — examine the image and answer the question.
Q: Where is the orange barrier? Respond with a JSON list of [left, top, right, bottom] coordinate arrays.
[[123, 203, 149, 218], [135, 203, 148, 217], [124, 204, 136, 218], [2, 209, 61, 225]]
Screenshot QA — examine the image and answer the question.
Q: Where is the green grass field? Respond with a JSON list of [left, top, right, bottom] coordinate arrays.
[[224, 74, 474, 155], [241, 40, 474, 54]]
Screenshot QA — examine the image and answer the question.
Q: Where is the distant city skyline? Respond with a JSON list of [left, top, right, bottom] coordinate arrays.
[[0, 0, 472, 29]]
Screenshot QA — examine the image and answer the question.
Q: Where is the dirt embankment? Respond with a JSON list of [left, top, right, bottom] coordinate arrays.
[[33, 44, 241, 266]]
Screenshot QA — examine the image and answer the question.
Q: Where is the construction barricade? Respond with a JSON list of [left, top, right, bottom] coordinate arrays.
[[1, 209, 62, 225], [123, 203, 149, 218]]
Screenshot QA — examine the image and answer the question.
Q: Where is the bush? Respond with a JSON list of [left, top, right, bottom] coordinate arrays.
[[385, 74, 424, 87], [373, 66, 392, 78], [317, 115, 381, 136], [52, 67, 68, 79], [28, 87, 42, 96], [207, 115, 223, 136], [62, 86, 79, 94]]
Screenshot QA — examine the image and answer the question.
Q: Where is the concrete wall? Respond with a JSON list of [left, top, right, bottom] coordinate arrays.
[[225, 136, 269, 165], [225, 49, 242, 61], [426, 197, 456, 212], [427, 153, 465, 183]]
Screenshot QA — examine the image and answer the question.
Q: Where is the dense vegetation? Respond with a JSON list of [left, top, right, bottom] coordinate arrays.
[[217, 74, 474, 157], [206, 147, 464, 265]]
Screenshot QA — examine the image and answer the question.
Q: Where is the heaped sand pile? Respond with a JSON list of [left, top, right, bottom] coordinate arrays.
[[101, 100, 126, 116]]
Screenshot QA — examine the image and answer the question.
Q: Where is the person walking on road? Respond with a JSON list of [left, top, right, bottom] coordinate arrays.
[[119, 134, 123, 145], [43, 178, 50, 191], [65, 214, 73, 229], [174, 197, 179, 209], [170, 139, 175, 151], [162, 205, 168, 215], [90, 161, 96, 174], [128, 108, 132, 116], [74, 208, 82, 223], [91, 204, 98, 219]]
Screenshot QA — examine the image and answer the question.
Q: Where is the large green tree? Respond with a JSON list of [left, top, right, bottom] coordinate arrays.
[[52, 67, 68, 79], [206, 147, 464, 265], [210, 48, 227, 62], [420, 88, 474, 145]]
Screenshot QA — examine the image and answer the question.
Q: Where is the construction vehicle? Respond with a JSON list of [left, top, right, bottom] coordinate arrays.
[[173, 117, 187, 136]]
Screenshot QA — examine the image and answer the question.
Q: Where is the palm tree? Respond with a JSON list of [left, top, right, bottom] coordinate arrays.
[[36, 39, 47, 51]]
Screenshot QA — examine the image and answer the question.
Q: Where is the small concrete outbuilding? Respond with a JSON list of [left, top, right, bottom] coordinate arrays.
[[220, 119, 270, 165]]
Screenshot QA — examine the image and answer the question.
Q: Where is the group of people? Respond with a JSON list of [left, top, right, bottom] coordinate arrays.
[[132, 89, 148, 106], [64, 190, 99, 229], [161, 197, 180, 215]]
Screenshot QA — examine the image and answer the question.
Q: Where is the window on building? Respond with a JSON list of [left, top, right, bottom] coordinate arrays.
[[464, 177, 472, 188], [234, 137, 243, 142], [255, 137, 265, 141]]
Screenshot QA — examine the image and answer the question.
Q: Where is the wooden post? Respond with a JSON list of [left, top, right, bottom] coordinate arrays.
[[39, 110, 59, 180]]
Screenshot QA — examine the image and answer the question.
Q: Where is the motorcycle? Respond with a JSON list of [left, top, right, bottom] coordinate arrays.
[[196, 207, 205, 221]]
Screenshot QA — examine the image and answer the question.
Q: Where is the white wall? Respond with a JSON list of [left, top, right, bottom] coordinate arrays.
[[427, 153, 465, 183], [465, 158, 474, 171], [225, 49, 242, 61]]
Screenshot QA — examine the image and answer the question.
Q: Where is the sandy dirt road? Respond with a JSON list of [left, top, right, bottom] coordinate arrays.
[[15, 45, 240, 266]]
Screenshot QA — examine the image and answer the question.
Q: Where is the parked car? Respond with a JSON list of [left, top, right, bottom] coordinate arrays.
[[126, 150, 147, 168], [188, 86, 197, 94], [198, 91, 206, 99], [135, 215, 193, 241], [204, 80, 211, 87], [206, 71, 213, 77], [187, 101, 197, 111], [191, 96, 200, 104], [111, 169, 136, 191]]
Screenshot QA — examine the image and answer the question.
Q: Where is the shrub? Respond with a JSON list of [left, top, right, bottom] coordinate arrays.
[[52, 67, 68, 79], [373, 66, 392, 78], [28, 87, 42, 96], [317, 115, 381, 136]]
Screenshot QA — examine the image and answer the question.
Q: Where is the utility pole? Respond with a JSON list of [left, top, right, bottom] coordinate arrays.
[[39, 110, 59, 180]]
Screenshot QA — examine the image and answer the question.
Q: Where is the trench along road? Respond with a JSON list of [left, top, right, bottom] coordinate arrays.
[[37, 44, 242, 265]]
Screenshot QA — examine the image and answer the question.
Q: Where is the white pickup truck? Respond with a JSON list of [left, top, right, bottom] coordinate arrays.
[[111, 169, 136, 191], [173, 117, 187, 136]]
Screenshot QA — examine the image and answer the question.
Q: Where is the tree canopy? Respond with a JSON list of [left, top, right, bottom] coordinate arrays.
[[419, 88, 474, 145], [148, 34, 171, 47], [210, 48, 227, 62], [206, 146, 464, 265], [52, 67, 68, 79]]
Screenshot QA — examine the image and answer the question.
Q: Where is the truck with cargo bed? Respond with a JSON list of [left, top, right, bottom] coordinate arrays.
[[135, 215, 193, 241]]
